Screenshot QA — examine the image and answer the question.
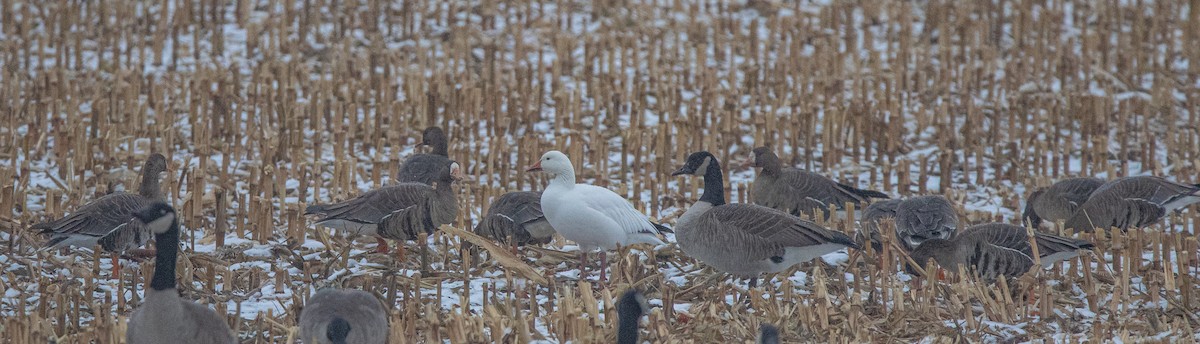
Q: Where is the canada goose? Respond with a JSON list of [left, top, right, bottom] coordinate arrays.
[[526, 151, 667, 282], [859, 196, 957, 252], [1063, 176, 1199, 232], [616, 289, 649, 344], [672, 151, 859, 287], [306, 161, 462, 254], [472, 191, 556, 246], [757, 324, 780, 344], [35, 153, 169, 275], [126, 202, 236, 344], [749, 147, 888, 220], [908, 223, 1095, 282], [299, 288, 389, 344], [397, 126, 452, 185], [1023, 177, 1105, 228]]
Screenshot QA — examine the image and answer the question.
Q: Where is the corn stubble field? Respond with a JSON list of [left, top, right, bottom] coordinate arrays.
[[1, 0, 1199, 342]]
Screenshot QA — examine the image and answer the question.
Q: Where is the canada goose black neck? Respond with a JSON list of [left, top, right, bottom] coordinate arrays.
[[616, 291, 646, 344], [700, 157, 727, 206], [150, 215, 179, 291], [327, 317, 351, 344]]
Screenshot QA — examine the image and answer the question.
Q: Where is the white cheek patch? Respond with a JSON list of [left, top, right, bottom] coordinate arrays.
[[694, 157, 711, 176], [147, 213, 176, 234]]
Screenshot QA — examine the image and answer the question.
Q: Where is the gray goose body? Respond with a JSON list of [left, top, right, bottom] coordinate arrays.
[[127, 202, 236, 344], [860, 196, 957, 252], [36, 154, 169, 253], [1063, 176, 1200, 232], [1023, 177, 1105, 228], [473, 191, 556, 246], [299, 288, 389, 344], [909, 223, 1094, 281], [307, 161, 460, 240], [749, 147, 888, 220], [673, 152, 858, 284], [397, 126, 452, 185], [858, 199, 901, 251]]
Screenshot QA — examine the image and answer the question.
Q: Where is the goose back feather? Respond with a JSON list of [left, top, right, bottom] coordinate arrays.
[[473, 191, 556, 246], [750, 147, 888, 220], [299, 288, 389, 344], [1023, 177, 1105, 228], [909, 223, 1094, 281], [307, 162, 460, 240], [36, 153, 168, 253], [1063, 176, 1198, 232]]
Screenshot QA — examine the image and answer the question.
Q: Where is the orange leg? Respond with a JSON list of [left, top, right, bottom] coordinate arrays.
[[111, 253, 121, 277], [375, 237, 390, 254], [598, 251, 608, 283]]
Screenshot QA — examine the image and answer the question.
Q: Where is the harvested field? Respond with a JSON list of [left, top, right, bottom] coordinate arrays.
[[1, 0, 1199, 342]]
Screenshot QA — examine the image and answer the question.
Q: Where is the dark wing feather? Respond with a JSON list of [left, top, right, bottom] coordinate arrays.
[[307, 184, 435, 224], [777, 169, 868, 209], [708, 204, 857, 262], [35, 193, 151, 237], [397, 154, 452, 185]]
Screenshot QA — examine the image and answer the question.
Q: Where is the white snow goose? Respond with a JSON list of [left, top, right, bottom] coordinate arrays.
[[526, 150, 667, 282]]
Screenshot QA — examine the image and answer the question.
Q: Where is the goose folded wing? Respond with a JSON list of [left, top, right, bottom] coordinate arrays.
[[36, 193, 149, 237], [971, 241, 1036, 280], [312, 184, 433, 224], [575, 184, 663, 235], [708, 204, 854, 261], [777, 170, 864, 207]]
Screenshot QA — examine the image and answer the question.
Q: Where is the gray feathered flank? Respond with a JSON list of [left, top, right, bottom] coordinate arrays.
[[859, 196, 957, 252], [672, 151, 859, 285], [893, 195, 958, 250], [1023, 177, 1105, 228], [36, 153, 169, 253], [1063, 176, 1199, 232], [299, 288, 389, 344], [397, 126, 452, 185], [908, 223, 1095, 282], [127, 202, 236, 344], [473, 191, 556, 246], [749, 147, 888, 220], [858, 199, 901, 251], [306, 161, 461, 242]]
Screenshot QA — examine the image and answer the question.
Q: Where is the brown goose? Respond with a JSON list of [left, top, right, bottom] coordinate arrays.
[[126, 202, 236, 344], [860, 196, 958, 252], [306, 161, 461, 253], [673, 151, 859, 287], [1063, 176, 1199, 232], [396, 126, 452, 185], [1023, 177, 1105, 228], [299, 288, 389, 344], [908, 223, 1095, 282], [35, 153, 169, 274], [473, 191, 556, 246], [858, 199, 901, 251], [749, 147, 888, 220]]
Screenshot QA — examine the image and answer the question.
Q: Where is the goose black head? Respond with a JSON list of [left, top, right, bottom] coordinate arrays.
[[420, 126, 446, 147], [134, 202, 177, 234], [671, 151, 718, 176]]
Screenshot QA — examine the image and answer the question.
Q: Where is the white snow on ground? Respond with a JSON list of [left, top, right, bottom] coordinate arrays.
[[2, 0, 1196, 342]]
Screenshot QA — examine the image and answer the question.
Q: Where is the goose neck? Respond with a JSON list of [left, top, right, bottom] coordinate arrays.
[[758, 153, 782, 176], [616, 311, 640, 344], [139, 171, 164, 200], [150, 219, 179, 291], [699, 164, 726, 206]]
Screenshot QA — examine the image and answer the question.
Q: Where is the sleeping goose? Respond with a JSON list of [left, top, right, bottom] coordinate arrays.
[[1062, 176, 1199, 232], [299, 288, 389, 344], [306, 161, 462, 254], [757, 324, 781, 344], [473, 191, 556, 246], [126, 202, 236, 344], [672, 151, 859, 287], [396, 126, 452, 185], [859, 196, 958, 252], [616, 289, 649, 344], [908, 223, 1095, 282], [35, 153, 169, 275], [1023, 177, 1105, 228], [526, 151, 666, 282], [749, 147, 888, 220]]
